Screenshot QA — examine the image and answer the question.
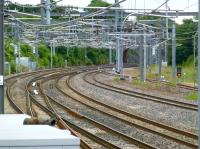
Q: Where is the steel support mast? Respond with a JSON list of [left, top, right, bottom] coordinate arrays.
[[0, 0, 4, 114], [41, 0, 46, 24], [143, 29, 147, 81], [109, 47, 112, 64], [172, 21, 176, 80], [46, 0, 51, 25], [165, 0, 169, 64], [139, 42, 144, 81], [115, 0, 119, 72], [197, 0, 200, 148], [36, 46, 38, 69], [50, 43, 53, 68], [116, 38, 120, 72]]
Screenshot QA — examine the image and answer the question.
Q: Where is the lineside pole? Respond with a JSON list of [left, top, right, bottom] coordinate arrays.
[[40, 0, 45, 24], [36, 46, 38, 70], [165, 0, 168, 64], [46, 0, 51, 25], [50, 44, 53, 69], [17, 42, 21, 73], [117, 38, 120, 72], [109, 47, 112, 64], [115, 0, 118, 70], [155, 42, 159, 76], [149, 38, 152, 69], [143, 29, 147, 81], [197, 0, 200, 148], [172, 21, 176, 80], [53, 42, 55, 55], [159, 47, 162, 77], [139, 45, 144, 81], [0, 0, 4, 114], [120, 40, 124, 78]]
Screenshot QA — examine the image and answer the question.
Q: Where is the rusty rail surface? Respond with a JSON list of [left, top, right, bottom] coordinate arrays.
[[64, 71, 198, 148]]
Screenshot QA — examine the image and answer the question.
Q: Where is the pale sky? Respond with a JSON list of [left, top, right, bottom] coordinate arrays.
[[10, 0, 198, 23]]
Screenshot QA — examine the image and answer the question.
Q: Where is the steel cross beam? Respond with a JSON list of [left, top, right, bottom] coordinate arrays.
[[152, 11, 198, 17], [6, 5, 166, 82]]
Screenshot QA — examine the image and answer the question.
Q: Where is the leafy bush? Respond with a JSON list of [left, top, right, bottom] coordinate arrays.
[[5, 38, 110, 71]]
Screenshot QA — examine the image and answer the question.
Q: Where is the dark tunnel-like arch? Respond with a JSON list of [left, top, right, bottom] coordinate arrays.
[[123, 48, 129, 63]]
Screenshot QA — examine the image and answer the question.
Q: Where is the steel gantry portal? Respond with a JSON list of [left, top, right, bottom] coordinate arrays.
[[1, 0, 199, 115]]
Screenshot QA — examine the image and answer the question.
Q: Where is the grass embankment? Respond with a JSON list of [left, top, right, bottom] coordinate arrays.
[[148, 65, 197, 100], [146, 65, 196, 83], [114, 64, 198, 100]]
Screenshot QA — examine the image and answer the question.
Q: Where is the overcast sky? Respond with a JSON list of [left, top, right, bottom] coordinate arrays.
[[9, 0, 198, 23]]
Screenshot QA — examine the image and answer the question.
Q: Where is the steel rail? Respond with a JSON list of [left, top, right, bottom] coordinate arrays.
[[27, 72, 123, 149], [28, 67, 155, 149], [90, 71, 197, 111], [46, 94, 156, 149], [6, 79, 24, 114], [105, 71, 198, 92], [39, 76, 157, 149], [54, 74, 198, 148], [26, 72, 93, 149], [66, 71, 198, 141]]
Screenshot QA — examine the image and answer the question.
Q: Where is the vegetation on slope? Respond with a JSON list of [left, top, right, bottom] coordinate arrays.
[[5, 38, 111, 73]]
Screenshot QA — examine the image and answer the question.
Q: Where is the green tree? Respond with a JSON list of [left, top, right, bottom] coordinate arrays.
[[5, 38, 15, 62], [20, 44, 35, 61], [168, 19, 197, 65], [86, 0, 111, 12], [88, 0, 111, 7], [38, 44, 50, 68]]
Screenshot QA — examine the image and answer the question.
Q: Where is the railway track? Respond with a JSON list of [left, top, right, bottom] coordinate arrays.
[[40, 72, 157, 148], [177, 83, 197, 91], [46, 98, 154, 149], [5, 67, 199, 149], [64, 70, 198, 148], [5, 69, 92, 149], [6, 79, 24, 114], [27, 71, 147, 149], [4, 67, 97, 114], [56, 79, 171, 148], [145, 77, 197, 91], [86, 71, 197, 111], [106, 70, 198, 91], [26, 69, 145, 148], [5, 69, 67, 114], [5, 71, 43, 114], [28, 71, 94, 149]]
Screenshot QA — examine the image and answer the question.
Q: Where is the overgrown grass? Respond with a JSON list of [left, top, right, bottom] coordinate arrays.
[[146, 65, 196, 84], [132, 79, 161, 90], [146, 65, 172, 81], [113, 76, 120, 81], [167, 82, 177, 87], [185, 91, 198, 100], [179, 67, 196, 83]]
